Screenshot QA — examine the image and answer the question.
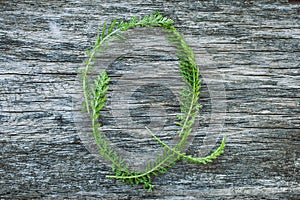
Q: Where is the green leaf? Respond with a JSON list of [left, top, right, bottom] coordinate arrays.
[[81, 11, 225, 192], [101, 22, 107, 40], [108, 19, 117, 35]]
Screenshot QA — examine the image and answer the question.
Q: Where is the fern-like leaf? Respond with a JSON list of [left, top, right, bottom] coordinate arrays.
[[106, 146, 178, 191], [90, 71, 129, 172], [146, 127, 226, 165], [82, 11, 226, 192], [165, 28, 201, 141]]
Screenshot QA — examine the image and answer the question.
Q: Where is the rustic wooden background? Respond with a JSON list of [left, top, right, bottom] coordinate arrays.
[[1, 0, 299, 199]]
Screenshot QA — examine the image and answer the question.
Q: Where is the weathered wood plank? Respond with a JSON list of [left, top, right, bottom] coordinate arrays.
[[0, 0, 299, 199]]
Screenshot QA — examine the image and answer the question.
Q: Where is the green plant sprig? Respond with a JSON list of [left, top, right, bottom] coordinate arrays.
[[90, 71, 129, 173], [81, 11, 226, 192], [145, 127, 226, 164], [166, 27, 202, 150]]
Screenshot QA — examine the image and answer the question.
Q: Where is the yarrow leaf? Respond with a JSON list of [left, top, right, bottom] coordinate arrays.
[[81, 11, 226, 191]]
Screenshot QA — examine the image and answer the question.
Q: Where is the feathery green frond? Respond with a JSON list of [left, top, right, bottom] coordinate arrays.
[[146, 127, 226, 164], [89, 71, 129, 172], [107, 146, 178, 191], [81, 11, 226, 192]]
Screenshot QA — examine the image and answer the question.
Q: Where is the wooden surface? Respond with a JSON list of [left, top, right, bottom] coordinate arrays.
[[1, 0, 299, 199]]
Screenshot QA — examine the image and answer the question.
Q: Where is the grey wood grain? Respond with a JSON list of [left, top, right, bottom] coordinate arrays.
[[0, 0, 299, 199]]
